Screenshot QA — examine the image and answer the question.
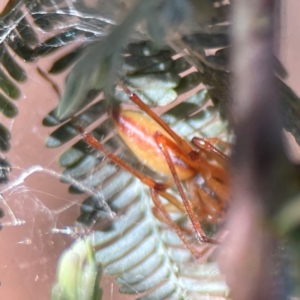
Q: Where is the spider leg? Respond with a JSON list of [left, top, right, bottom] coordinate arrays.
[[191, 137, 230, 166], [118, 80, 196, 156], [76, 124, 169, 191], [196, 185, 226, 223], [160, 191, 185, 212], [187, 175, 226, 224], [151, 189, 203, 258], [77, 124, 210, 257], [205, 177, 229, 202], [198, 137, 232, 151], [154, 131, 220, 246], [150, 199, 192, 235]]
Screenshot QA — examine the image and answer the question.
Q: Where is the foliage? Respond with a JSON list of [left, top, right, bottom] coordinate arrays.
[[1, 0, 300, 299], [52, 238, 103, 300]]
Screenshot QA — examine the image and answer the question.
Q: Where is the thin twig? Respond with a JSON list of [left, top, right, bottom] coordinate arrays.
[[221, 0, 290, 299]]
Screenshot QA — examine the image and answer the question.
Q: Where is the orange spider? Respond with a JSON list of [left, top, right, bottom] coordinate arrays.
[[76, 81, 230, 258]]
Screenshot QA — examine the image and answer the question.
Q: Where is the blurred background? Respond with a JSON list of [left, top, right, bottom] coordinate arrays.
[[0, 1, 300, 299]]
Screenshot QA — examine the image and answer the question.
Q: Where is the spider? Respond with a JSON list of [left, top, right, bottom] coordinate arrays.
[[76, 81, 230, 258]]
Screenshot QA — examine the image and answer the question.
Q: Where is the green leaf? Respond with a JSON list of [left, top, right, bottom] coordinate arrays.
[[51, 239, 103, 300]]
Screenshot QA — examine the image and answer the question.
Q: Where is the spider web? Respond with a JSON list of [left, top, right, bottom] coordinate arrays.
[[0, 68, 96, 299], [0, 1, 299, 300], [0, 57, 225, 300], [0, 12, 114, 296]]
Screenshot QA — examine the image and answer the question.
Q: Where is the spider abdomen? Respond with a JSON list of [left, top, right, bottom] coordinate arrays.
[[112, 108, 196, 181]]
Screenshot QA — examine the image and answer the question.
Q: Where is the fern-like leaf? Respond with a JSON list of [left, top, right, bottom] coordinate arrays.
[[46, 47, 232, 298]]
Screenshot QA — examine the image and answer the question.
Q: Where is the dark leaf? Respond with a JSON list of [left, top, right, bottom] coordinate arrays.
[[0, 93, 18, 118]]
